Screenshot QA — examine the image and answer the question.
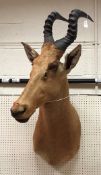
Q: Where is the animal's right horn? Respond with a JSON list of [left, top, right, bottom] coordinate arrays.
[[43, 11, 68, 43]]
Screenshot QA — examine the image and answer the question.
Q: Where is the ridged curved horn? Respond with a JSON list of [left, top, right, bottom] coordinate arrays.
[[55, 9, 93, 51], [43, 11, 68, 43]]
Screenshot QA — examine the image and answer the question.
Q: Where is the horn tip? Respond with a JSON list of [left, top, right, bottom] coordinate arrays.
[[71, 9, 94, 22]]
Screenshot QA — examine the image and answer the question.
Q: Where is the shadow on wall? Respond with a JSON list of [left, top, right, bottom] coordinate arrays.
[[34, 150, 81, 175]]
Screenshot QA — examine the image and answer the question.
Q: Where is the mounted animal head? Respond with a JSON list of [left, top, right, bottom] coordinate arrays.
[[11, 9, 93, 123]]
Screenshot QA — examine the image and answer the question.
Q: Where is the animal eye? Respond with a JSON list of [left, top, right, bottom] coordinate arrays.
[[42, 72, 48, 80]]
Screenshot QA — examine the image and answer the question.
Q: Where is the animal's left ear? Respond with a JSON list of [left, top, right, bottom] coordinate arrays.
[[21, 42, 39, 63], [64, 44, 81, 73]]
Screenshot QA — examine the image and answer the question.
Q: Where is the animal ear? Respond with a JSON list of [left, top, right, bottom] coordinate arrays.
[[64, 44, 81, 73], [21, 42, 39, 63]]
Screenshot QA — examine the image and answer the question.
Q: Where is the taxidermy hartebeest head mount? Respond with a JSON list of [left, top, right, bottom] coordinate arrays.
[[11, 9, 93, 165]]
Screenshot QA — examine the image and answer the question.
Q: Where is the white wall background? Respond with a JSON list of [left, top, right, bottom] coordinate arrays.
[[0, 0, 101, 175], [0, 0, 96, 79]]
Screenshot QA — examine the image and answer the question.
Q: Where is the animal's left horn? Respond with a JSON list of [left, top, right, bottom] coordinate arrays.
[[55, 9, 93, 51]]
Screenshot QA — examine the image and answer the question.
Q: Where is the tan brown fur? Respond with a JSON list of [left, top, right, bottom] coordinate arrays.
[[33, 84, 81, 165], [11, 43, 81, 166]]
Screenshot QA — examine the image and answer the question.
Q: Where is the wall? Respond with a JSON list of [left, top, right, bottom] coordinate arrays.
[[0, 0, 101, 175], [0, 0, 95, 79]]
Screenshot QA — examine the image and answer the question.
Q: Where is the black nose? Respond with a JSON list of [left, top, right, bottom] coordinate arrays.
[[10, 106, 26, 118], [11, 109, 25, 118]]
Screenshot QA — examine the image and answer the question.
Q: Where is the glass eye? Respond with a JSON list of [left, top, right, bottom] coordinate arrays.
[[42, 72, 48, 80], [44, 72, 48, 78]]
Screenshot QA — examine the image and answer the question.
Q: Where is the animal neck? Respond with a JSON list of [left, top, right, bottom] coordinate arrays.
[[34, 80, 81, 165], [39, 81, 71, 128], [40, 98, 70, 120]]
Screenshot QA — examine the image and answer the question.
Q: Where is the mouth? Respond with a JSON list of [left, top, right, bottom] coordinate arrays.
[[11, 106, 36, 123], [15, 117, 29, 123]]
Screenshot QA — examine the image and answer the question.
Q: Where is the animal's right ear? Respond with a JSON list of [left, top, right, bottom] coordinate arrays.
[[21, 42, 39, 63]]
